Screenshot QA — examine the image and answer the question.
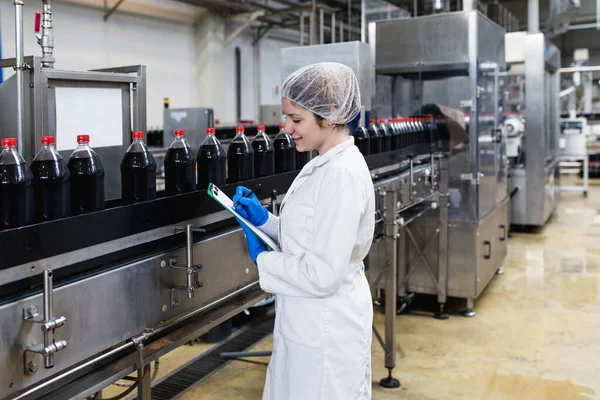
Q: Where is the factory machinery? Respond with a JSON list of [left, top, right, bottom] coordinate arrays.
[[0, 6, 509, 399]]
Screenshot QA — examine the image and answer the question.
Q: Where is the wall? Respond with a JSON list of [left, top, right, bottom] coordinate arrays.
[[0, 1, 197, 127]]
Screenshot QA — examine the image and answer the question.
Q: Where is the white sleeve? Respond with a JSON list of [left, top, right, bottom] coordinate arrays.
[[257, 212, 279, 242], [256, 168, 363, 298]]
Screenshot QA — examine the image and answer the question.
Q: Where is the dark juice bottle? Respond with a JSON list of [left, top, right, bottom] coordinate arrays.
[[389, 119, 400, 150], [31, 136, 70, 222], [197, 127, 226, 189], [368, 119, 382, 154], [120, 131, 157, 204], [68, 134, 105, 215], [0, 138, 33, 229], [273, 124, 296, 173], [227, 126, 254, 184], [378, 119, 392, 152], [164, 129, 196, 195], [251, 125, 274, 178], [296, 150, 311, 170], [352, 126, 371, 155]]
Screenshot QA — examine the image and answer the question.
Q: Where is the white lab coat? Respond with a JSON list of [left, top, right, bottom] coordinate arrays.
[[256, 137, 375, 400]]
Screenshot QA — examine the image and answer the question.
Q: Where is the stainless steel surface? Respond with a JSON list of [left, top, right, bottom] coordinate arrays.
[[505, 32, 560, 226], [0, 227, 259, 397], [14, 0, 25, 154], [163, 107, 213, 151], [281, 42, 373, 112]]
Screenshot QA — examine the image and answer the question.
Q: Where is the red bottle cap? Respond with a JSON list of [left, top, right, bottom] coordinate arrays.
[[257, 125, 265, 131], [77, 134, 90, 143], [236, 126, 245, 134], [369, 119, 375, 124], [379, 119, 385, 123], [41, 136, 55, 145], [2, 138, 16, 147], [174, 129, 185, 137], [132, 131, 144, 139], [279, 124, 285, 130], [206, 127, 216, 135]]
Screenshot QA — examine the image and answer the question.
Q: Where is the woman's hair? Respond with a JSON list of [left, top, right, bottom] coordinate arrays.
[[282, 62, 361, 125]]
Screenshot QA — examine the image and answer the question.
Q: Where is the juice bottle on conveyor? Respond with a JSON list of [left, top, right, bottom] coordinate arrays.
[[197, 127, 227, 189], [251, 125, 274, 178], [368, 119, 382, 154], [0, 138, 33, 230], [352, 125, 371, 156], [389, 119, 400, 150], [227, 126, 254, 184], [120, 131, 157, 204], [273, 124, 296, 173], [68, 134, 105, 215], [296, 150, 311, 170], [378, 119, 392, 152], [31, 136, 70, 222], [164, 129, 196, 195]]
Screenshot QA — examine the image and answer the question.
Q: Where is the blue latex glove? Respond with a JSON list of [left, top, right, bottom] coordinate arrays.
[[233, 186, 268, 226], [238, 219, 267, 264]]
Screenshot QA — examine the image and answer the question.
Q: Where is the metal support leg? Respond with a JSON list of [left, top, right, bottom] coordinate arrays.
[[380, 191, 400, 389], [434, 156, 449, 320], [584, 154, 589, 198], [137, 344, 151, 400], [461, 298, 476, 317]]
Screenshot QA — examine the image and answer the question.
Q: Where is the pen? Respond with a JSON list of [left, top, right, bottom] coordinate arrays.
[[233, 184, 262, 208]]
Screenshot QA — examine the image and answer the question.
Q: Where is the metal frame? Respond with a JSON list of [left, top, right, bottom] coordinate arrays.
[[558, 155, 589, 196]]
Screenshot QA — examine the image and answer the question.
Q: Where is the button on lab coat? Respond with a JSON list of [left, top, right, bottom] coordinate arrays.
[[256, 137, 375, 400]]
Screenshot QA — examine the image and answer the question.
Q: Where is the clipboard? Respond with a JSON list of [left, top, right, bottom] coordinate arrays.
[[207, 183, 280, 252]]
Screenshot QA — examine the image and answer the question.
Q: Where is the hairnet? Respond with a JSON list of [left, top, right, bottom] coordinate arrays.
[[281, 62, 361, 125]]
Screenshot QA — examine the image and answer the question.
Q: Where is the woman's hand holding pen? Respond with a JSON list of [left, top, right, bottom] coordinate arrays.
[[233, 186, 268, 226]]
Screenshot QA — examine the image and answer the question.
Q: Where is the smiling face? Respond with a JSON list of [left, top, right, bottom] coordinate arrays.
[[281, 98, 326, 153]]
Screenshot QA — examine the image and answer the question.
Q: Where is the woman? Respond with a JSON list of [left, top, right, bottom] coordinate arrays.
[[234, 62, 375, 400]]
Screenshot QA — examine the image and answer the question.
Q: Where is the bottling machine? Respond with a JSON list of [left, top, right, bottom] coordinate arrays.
[[505, 31, 561, 226], [368, 10, 509, 319]]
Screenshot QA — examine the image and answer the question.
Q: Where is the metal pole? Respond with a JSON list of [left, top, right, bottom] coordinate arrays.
[[340, 19, 344, 42], [320, 7, 324, 44], [186, 225, 194, 299], [361, 0, 366, 43], [348, 0, 351, 42], [463, 0, 474, 11], [331, 12, 336, 43], [413, 0, 417, 16], [528, 0, 539, 32], [300, 12, 305, 46], [43, 269, 54, 368], [14, 0, 25, 154], [310, 0, 317, 45]]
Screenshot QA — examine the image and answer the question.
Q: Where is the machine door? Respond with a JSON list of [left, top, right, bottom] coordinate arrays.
[[476, 60, 500, 219]]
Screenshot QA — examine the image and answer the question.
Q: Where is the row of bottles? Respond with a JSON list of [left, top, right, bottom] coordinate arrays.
[[0, 135, 105, 230], [352, 117, 434, 156], [199, 124, 307, 187], [0, 123, 310, 231]]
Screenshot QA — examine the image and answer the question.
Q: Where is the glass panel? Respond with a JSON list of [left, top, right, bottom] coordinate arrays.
[[477, 60, 499, 219], [496, 66, 508, 204], [504, 71, 526, 169]]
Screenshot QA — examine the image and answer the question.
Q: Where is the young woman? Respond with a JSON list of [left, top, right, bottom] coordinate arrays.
[[234, 62, 375, 400]]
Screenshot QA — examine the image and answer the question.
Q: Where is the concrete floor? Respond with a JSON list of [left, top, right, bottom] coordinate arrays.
[[107, 179, 600, 400]]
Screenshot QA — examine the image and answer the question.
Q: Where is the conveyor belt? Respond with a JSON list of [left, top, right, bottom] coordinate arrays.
[[151, 314, 275, 400]]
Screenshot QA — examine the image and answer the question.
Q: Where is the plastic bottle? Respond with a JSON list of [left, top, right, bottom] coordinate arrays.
[[368, 119, 382, 154], [0, 138, 33, 229], [389, 119, 400, 150], [352, 126, 371, 155], [164, 129, 196, 195], [251, 125, 274, 178], [227, 126, 254, 184], [296, 150, 311, 170], [197, 127, 227, 189], [120, 131, 157, 204], [378, 119, 392, 152], [273, 124, 296, 173], [68, 134, 105, 215], [31, 136, 70, 222]]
